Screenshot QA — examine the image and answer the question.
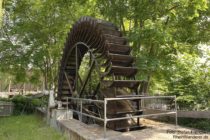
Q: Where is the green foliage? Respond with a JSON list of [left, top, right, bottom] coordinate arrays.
[[1, 0, 101, 90], [11, 95, 43, 115], [0, 97, 10, 102], [166, 50, 210, 110], [78, 52, 101, 96], [0, 0, 210, 111], [0, 0, 2, 26], [179, 118, 210, 132]]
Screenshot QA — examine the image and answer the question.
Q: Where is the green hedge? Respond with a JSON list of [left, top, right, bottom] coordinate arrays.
[[178, 118, 210, 132], [11, 95, 42, 115], [0, 95, 48, 115], [11, 95, 44, 115]]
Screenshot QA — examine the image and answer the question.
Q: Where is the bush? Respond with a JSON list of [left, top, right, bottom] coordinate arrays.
[[0, 97, 11, 102], [11, 95, 43, 115], [179, 118, 210, 132]]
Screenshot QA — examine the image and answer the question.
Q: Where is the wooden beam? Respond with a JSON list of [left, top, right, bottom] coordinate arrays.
[[64, 72, 73, 94], [79, 61, 95, 97]]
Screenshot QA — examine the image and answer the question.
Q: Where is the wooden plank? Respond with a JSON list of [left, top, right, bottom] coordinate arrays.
[[104, 34, 127, 45], [145, 110, 210, 119], [177, 111, 210, 119], [64, 72, 73, 93], [108, 66, 138, 77], [107, 43, 131, 55]]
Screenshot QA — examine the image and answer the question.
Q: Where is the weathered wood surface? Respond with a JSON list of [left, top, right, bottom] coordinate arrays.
[[0, 101, 13, 116], [144, 109, 210, 119]]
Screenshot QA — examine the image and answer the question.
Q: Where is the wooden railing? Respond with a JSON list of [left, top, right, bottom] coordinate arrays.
[[0, 101, 14, 116]]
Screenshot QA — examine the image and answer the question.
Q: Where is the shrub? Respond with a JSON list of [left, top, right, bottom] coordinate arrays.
[[11, 95, 43, 115], [0, 97, 11, 102], [179, 118, 210, 132]]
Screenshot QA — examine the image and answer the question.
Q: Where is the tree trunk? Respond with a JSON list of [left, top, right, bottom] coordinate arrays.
[[44, 64, 48, 90], [145, 44, 155, 95], [145, 72, 152, 95], [23, 83, 26, 95], [8, 80, 11, 93], [120, 17, 126, 34]]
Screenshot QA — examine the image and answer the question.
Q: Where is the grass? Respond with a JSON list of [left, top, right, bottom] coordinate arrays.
[[0, 115, 67, 140]]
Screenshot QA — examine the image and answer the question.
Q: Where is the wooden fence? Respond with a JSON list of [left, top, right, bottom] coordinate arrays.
[[178, 111, 210, 119], [0, 101, 14, 116]]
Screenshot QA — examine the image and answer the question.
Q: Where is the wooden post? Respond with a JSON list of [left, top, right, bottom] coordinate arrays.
[[8, 80, 11, 93], [23, 83, 26, 95], [0, 81, 2, 92]]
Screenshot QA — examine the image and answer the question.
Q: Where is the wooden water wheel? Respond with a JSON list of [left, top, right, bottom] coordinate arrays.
[[58, 17, 145, 132]]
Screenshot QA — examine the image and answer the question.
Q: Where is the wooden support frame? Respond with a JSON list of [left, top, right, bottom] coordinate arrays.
[[79, 60, 95, 97], [64, 71, 73, 94], [67, 42, 102, 98]]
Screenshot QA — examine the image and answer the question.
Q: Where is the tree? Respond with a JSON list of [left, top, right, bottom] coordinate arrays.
[[0, 0, 3, 25], [167, 47, 210, 110], [0, 0, 209, 110], [96, 0, 209, 92]]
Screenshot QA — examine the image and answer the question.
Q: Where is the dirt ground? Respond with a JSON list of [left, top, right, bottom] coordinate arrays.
[[58, 118, 210, 140]]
